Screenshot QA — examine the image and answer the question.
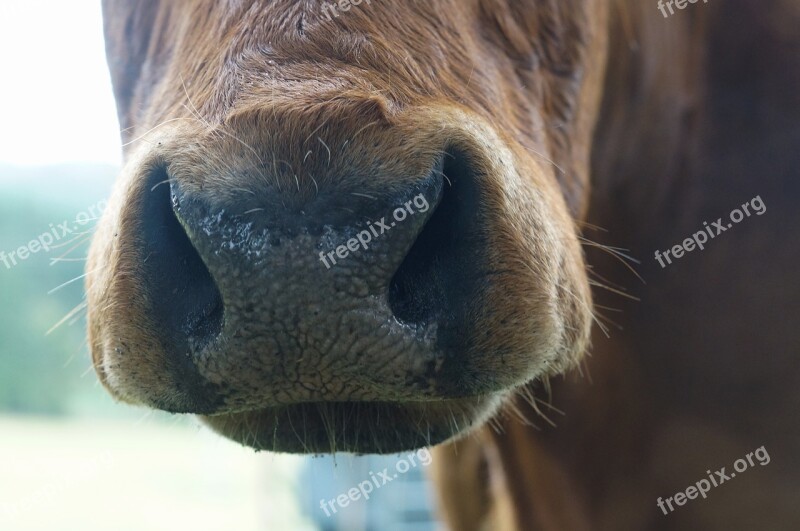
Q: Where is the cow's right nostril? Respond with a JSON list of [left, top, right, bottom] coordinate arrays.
[[139, 166, 224, 367]]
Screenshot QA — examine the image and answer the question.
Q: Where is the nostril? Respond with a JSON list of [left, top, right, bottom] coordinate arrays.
[[389, 150, 484, 329], [139, 166, 224, 356]]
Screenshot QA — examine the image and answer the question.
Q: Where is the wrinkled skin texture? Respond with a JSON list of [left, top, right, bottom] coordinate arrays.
[[90, 0, 800, 529]]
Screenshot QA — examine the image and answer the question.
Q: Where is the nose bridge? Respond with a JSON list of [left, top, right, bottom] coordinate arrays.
[[217, 92, 396, 175], [166, 108, 406, 209]]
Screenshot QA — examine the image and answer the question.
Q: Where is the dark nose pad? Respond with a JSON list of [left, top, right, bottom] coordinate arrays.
[[137, 162, 449, 367], [137, 166, 224, 410], [134, 151, 483, 412]]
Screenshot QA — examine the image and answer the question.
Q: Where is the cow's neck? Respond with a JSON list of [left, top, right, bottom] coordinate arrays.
[[484, 1, 800, 529], [590, 0, 708, 232]]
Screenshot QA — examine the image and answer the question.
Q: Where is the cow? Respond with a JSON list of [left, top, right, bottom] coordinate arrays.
[[88, 0, 800, 529]]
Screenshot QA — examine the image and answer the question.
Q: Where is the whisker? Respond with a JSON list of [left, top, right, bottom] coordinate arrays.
[[47, 267, 102, 295], [575, 220, 609, 233], [522, 145, 565, 175], [431, 168, 453, 188], [303, 119, 330, 146], [588, 279, 641, 301], [122, 117, 197, 147], [48, 232, 94, 251], [150, 178, 171, 192], [180, 75, 209, 127], [586, 266, 630, 293], [308, 174, 320, 196], [580, 237, 645, 284], [62, 337, 89, 369], [347, 120, 380, 146], [318, 137, 331, 166], [81, 363, 96, 378], [49, 257, 89, 265]]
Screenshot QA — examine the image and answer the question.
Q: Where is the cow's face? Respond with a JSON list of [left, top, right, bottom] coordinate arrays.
[[89, 0, 605, 453]]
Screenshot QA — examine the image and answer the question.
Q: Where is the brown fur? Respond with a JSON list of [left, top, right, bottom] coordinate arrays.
[[91, 0, 800, 528], [433, 1, 800, 529]]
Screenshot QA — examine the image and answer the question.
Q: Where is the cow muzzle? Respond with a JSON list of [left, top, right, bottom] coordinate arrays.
[[87, 109, 591, 453]]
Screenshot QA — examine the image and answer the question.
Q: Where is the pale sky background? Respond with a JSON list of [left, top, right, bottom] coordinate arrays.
[[0, 1, 122, 167]]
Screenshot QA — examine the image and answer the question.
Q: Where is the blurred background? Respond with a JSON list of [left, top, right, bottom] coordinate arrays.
[[0, 2, 439, 529]]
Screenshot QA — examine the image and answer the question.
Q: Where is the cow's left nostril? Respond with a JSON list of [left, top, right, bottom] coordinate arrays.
[[139, 166, 224, 365], [389, 150, 485, 332]]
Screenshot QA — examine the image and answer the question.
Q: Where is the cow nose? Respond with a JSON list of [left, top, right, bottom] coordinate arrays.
[[136, 160, 448, 410]]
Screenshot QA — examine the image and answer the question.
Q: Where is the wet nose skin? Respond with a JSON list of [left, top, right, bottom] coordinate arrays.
[[138, 159, 447, 413]]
